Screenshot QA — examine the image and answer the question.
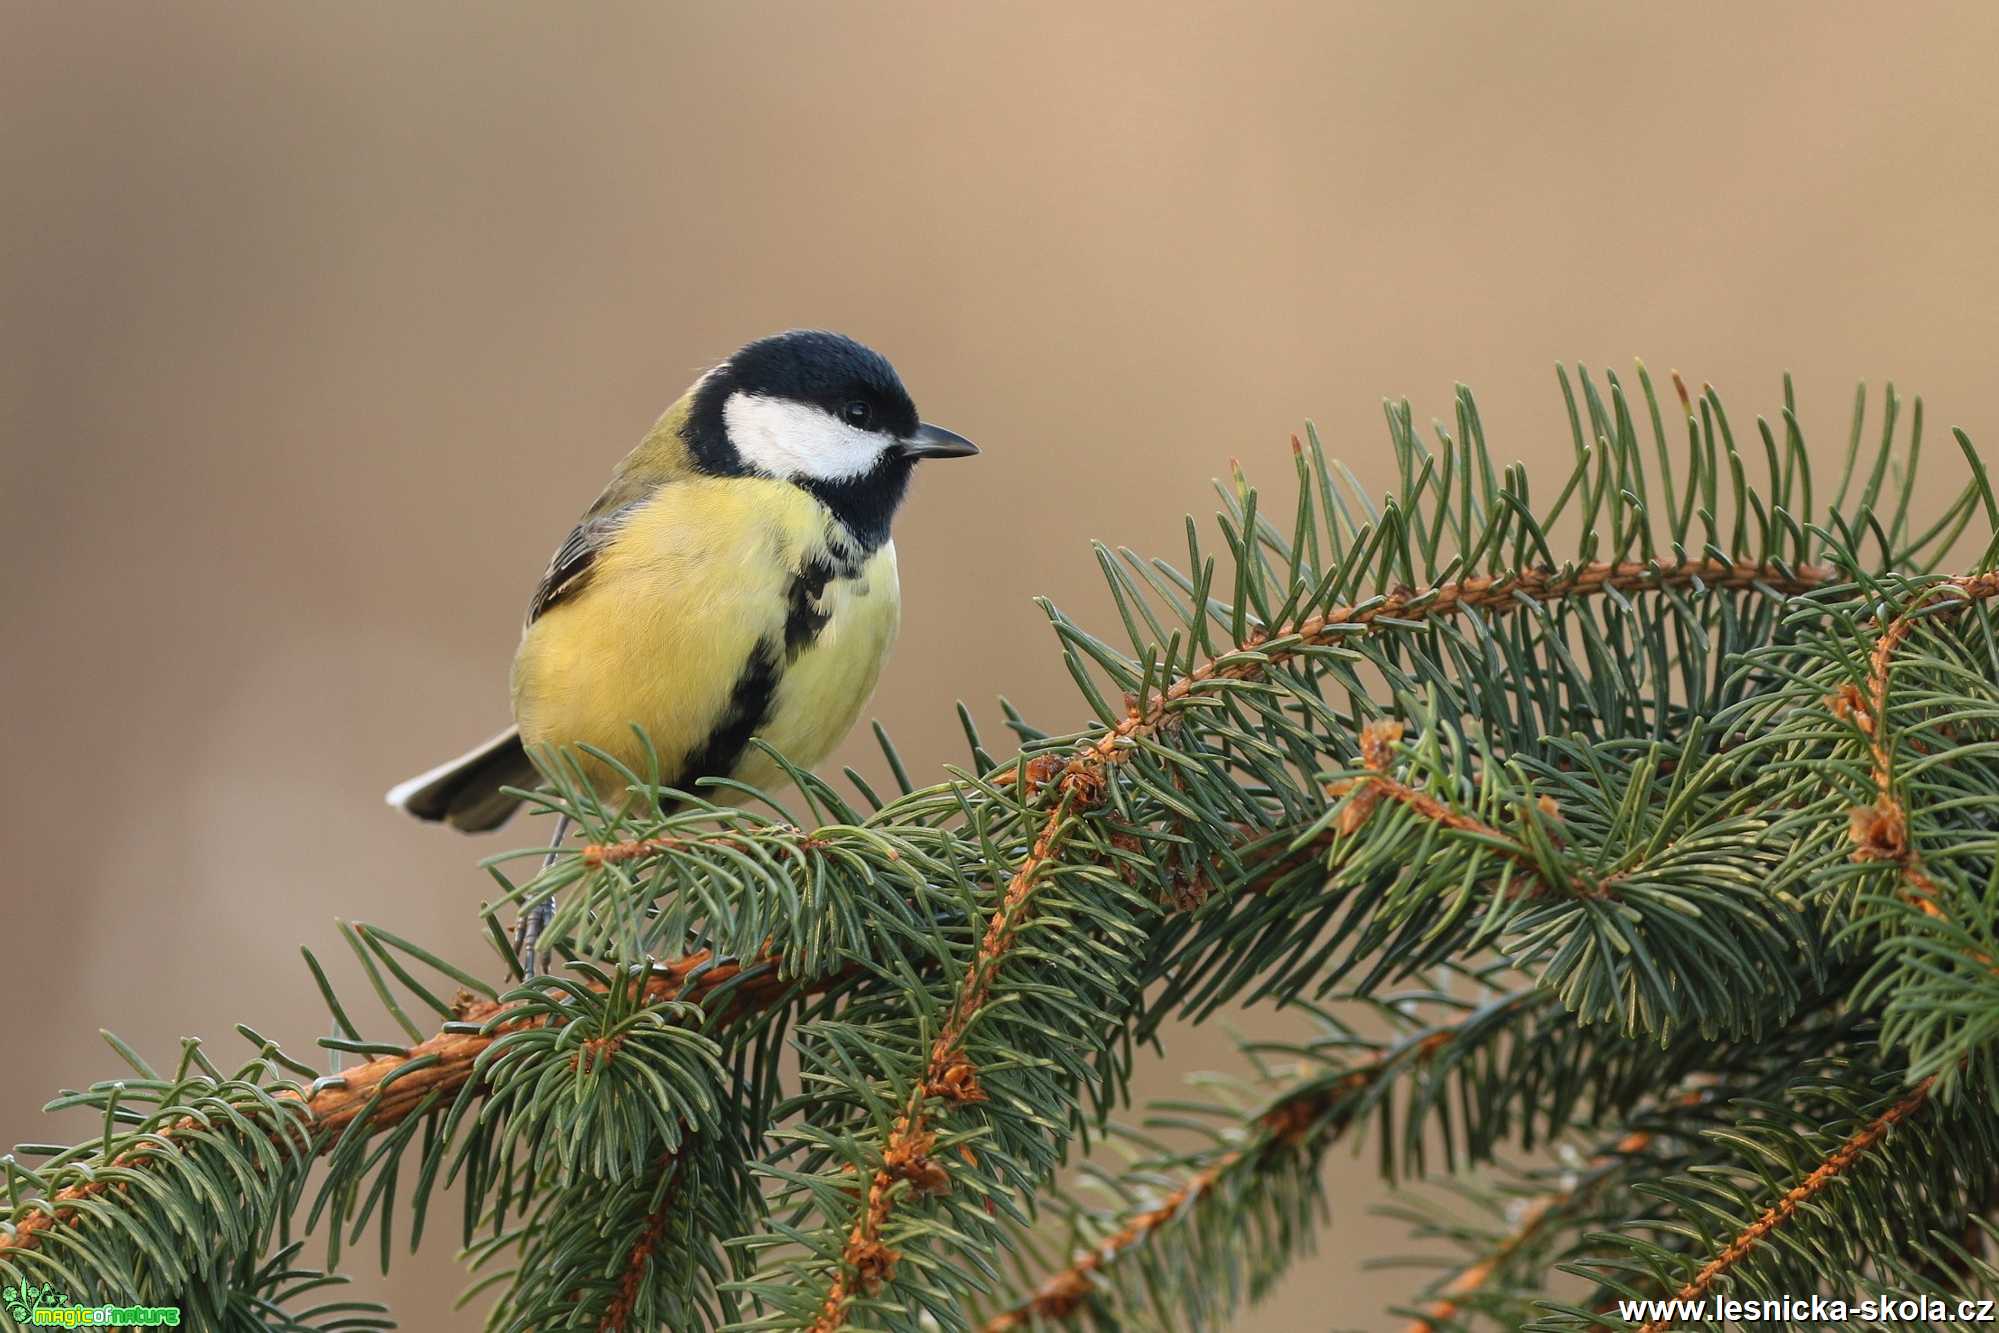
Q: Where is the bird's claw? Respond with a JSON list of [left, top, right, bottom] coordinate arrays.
[[513, 896, 556, 978]]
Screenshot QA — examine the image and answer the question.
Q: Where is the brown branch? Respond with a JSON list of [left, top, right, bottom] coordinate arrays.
[[981, 1150, 1243, 1333], [1401, 1193, 1563, 1333], [983, 1068, 1691, 1333], [1835, 572, 1999, 943], [815, 792, 1086, 1327], [0, 947, 806, 1260], [1330, 719, 1605, 899], [979, 1009, 1503, 1333], [581, 826, 840, 868], [990, 1068, 1683, 1333], [1630, 1077, 1936, 1333], [1402, 1106, 1700, 1333], [587, 834, 754, 867], [811, 558, 1833, 1331], [1087, 560, 1833, 770], [598, 1155, 683, 1333]]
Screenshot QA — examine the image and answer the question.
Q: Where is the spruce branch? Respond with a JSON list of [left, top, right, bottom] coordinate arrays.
[[975, 979, 1857, 1333], [7, 365, 1996, 1331], [805, 558, 1836, 1332], [1399, 1173, 1593, 1333], [1625, 1077, 1936, 1333], [0, 947, 797, 1266], [810, 788, 1091, 1333], [974, 998, 1533, 1333], [1723, 564, 1999, 1092], [599, 1157, 683, 1333], [1394, 1096, 1712, 1333], [1524, 1050, 1999, 1332], [986, 1060, 1393, 1328], [1328, 717, 1607, 898], [1836, 571, 1999, 925]]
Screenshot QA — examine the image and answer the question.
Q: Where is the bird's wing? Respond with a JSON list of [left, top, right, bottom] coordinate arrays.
[[523, 390, 700, 626], [525, 501, 643, 626]]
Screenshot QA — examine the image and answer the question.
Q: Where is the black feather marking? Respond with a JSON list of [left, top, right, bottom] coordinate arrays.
[[784, 554, 837, 659], [674, 640, 782, 790], [796, 461, 915, 552]]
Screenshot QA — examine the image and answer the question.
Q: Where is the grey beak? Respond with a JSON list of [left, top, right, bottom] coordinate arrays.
[[898, 422, 980, 460]]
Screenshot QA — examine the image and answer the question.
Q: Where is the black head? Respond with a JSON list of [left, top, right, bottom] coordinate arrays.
[[681, 330, 977, 549]]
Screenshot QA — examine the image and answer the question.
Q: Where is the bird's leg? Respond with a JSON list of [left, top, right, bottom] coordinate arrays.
[[512, 813, 571, 978]]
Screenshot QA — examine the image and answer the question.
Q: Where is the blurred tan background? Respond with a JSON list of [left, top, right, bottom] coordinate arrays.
[[4, 3, 1998, 1328]]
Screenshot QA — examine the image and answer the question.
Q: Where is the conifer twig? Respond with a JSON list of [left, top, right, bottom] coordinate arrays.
[[1626, 1076, 1937, 1333], [0, 949, 802, 1260], [1837, 571, 1999, 922], [1329, 719, 1608, 899], [1400, 1109, 1700, 1333], [1400, 1193, 1563, 1333], [982, 1004, 1527, 1332], [598, 1156, 683, 1333]]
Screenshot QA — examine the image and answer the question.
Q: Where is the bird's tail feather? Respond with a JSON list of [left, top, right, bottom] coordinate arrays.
[[386, 726, 538, 832]]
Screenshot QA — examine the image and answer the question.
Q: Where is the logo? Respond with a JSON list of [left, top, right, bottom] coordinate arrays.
[[3, 1284, 65, 1324], [2, 1283, 182, 1327]]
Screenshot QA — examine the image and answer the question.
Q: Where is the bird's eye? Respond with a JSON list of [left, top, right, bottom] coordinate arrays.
[[841, 400, 874, 430]]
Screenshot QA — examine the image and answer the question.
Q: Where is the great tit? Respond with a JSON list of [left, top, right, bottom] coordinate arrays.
[[386, 330, 977, 966]]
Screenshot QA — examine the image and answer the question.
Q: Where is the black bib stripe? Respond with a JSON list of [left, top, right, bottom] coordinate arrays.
[[674, 640, 782, 793]]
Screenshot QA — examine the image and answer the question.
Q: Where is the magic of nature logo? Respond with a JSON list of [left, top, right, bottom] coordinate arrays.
[[3, 1281, 182, 1326]]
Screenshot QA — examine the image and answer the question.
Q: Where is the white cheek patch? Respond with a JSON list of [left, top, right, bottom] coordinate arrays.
[[723, 391, 893, 482]]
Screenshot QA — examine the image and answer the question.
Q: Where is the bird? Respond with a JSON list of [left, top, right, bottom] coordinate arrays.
[[385, 329, 978, 971]]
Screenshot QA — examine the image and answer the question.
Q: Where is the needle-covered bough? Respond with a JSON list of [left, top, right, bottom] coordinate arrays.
[[3, 367, 1996, 1331]]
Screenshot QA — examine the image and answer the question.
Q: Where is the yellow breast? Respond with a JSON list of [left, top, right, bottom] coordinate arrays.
[[509, 478, 900, 807]]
